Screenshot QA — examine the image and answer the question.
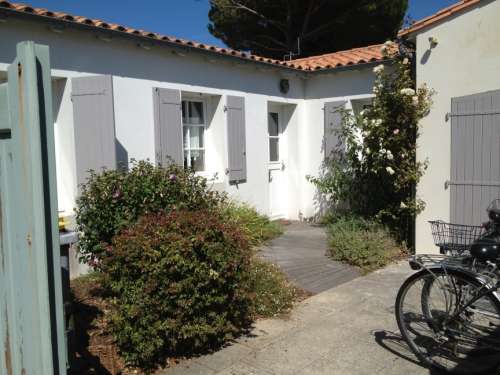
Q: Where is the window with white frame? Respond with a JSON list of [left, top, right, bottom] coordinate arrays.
[[182, 100, 205, 171], [268, 112, 280, 162]]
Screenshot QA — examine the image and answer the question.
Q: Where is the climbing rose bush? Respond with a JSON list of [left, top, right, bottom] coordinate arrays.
[[308, 41, 434, 242]]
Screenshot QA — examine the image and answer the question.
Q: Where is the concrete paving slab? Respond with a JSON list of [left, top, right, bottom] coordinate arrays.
[[192, 343, 255, 372], [163, 361, 215, 375], [159, 262, 436, 374]]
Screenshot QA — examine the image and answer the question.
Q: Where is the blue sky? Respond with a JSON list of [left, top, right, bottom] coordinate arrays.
[[23, 0, 458, 47]]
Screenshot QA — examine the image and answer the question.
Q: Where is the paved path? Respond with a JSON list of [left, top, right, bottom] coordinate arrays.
[[161, 262, 439, 375], [260, 222, 360, 294]]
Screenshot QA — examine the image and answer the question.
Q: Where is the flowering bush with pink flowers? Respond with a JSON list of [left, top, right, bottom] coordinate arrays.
[[76, 160, 226, 266], [308, 41, 434, 243]]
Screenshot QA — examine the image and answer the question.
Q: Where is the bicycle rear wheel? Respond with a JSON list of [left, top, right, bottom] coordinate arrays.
[[396, 268, 500, 374]]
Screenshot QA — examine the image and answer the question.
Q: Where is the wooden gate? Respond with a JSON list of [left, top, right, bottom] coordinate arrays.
[[0, 42, 66, 374], [449, 90, 500, 225]]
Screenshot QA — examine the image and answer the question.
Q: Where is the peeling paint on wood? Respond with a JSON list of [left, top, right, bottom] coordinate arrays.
[[0, 198, 4, 273], [4, 313, 12, 375], [0, 42, 67, 374]]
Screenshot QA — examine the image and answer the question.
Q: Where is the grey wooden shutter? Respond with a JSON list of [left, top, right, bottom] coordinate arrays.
[[324, 100, 346, 158], [153, 88, 183, 166], [226, 96, 247, 183], [450, 90, 500, 225], [72, 75, 116, 186]]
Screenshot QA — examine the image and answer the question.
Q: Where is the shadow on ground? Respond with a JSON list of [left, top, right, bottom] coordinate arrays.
[[373, 330, 441, 374]]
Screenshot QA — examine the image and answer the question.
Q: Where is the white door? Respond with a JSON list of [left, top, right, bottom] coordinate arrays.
[[268, 108, 287, 219]]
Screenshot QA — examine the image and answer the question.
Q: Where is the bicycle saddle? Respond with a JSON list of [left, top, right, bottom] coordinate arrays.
[[487, 199, 500, 224], [489, 207, 500, 224], [470, 236, 500, 262]]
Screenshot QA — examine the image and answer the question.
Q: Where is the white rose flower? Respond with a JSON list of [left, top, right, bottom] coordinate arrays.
[[386, 166, 395, 175], [387, 153, 394, 160], [400, 202, 407, 209], [365, 147, 371, 155], [412, 96, 419, 106], [376, 119, 383, 126], [400, 88, 416, 96], [402, 58, 409, 65], [384, 40, 393, 47], [373, 64, 385, 74]]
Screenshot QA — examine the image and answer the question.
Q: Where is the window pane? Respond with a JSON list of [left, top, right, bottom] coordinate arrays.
[[183, 126, 189, 149], [189, 126, 204, 149], [182, 101, 187, 123], [269, 138, 279, 162], [268, 112, 279, 136], [184, 150, 189, 169], [190, 150, 205, 171], [188, 101, 204, 124]]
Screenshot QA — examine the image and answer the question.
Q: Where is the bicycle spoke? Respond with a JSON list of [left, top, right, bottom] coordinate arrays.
[[396, 269, 500, 374]]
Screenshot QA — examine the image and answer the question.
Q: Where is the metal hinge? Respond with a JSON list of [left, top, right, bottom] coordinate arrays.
[[71, 90, 106, 98], [445, 180, 500, 189]]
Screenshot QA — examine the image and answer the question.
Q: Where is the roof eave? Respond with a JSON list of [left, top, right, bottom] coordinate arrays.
[[306, 58, 395, 75], [398, 0, 483, 39], [0, 7, 305, 73], [0, 4, 390, 75]]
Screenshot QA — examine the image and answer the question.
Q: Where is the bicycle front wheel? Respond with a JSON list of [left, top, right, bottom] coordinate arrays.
[[396, 268, 500, 374]]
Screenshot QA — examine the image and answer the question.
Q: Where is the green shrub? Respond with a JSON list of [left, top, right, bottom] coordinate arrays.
[[76, 160, 226, 266], [326, 216, 405, 273], [222, 202, 283, 247], [101, 210, 252, 368], [248, 258, 299, 318]]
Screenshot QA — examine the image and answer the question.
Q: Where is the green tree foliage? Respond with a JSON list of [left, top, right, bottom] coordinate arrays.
[[208, 0, 408, 59]]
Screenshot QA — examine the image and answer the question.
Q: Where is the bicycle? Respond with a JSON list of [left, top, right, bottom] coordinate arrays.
[[395, 200, 500, 374]]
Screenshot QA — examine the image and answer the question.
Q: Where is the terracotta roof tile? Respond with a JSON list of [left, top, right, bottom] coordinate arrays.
[[290, 44, 397, 70], [0, 0, 396, 72], [399, 0, 482, 37]]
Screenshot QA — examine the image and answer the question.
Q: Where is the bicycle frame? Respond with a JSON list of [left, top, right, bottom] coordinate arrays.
[[447, 279, 500, 323]]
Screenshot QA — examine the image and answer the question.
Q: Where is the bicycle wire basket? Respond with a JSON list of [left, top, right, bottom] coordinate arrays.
[[429, 220, 485, 255]]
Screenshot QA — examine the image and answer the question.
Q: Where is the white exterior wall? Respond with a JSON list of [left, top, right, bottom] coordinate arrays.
[[414, 0, 500, 253], [0, 16, 376, 220], [302, 69, 376, 218]]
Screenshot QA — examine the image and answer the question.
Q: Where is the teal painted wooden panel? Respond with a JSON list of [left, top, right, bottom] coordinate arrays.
[[0, 42, 67, 374]]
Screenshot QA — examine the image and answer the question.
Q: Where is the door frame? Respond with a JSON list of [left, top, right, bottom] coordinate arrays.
[[267, 103, 288, 219]]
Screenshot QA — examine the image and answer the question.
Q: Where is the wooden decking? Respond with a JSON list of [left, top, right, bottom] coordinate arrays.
[[261, 222, 360, 294]]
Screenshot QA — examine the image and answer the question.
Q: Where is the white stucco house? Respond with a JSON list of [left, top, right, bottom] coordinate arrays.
[[0, 1, 382, 222], [0, 0, 498, 254], [398, 0, 500, 253]]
